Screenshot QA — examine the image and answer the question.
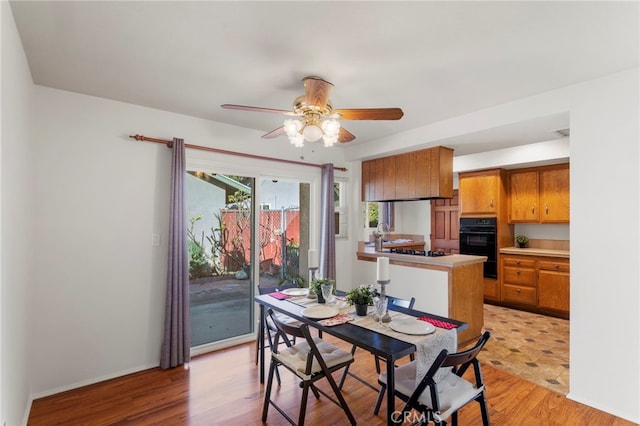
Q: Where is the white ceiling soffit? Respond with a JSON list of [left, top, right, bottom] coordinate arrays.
[[10, 1, 639, 155]]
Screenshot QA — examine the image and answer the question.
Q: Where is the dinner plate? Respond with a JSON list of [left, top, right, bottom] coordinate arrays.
[[281, 288, 308, 297], [389, 318, 436, 335], [301, 305, 339, 320]]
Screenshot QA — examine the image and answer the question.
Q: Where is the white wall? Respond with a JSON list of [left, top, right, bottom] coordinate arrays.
[[349, 68, 640, 423], [1, 3, 34, 424]]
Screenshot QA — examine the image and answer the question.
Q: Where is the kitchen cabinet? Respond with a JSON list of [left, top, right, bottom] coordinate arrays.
[[501, 256, 537, 306], [498, 253, 569, 318], [458, 168, 508, 217], [508, 163, 569, 223], [361, 146, 453, 201], [538, 259, 570, 313]]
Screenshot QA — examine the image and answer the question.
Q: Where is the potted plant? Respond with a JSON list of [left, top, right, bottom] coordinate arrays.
[[346, 284, 376, 316], [310, 278, 335, 304], [516, 235, 529, 248]]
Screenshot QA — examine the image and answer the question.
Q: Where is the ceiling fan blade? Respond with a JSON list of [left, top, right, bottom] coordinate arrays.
[[303, 76, 333, 108], [221, 104, 297, 116], [338, 127, 356, 143], [262, 126, 286, 139], [333, 108, 404, 120]]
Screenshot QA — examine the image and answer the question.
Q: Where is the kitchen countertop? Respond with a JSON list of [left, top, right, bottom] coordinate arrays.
[[357, 246, 487, 269], [500, 247, 570, 258]]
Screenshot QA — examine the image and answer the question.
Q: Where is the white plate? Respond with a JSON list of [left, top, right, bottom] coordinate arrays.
[[301, 305, 339, 320], [281, 288, 308, 297], [390, 318, 436, 335]]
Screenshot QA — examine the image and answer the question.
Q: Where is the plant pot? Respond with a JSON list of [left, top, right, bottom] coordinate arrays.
[[355, 303, 368, 316], [518, 243, 527, 248]]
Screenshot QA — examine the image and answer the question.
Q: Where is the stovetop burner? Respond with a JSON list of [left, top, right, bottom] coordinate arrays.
[[389, 248, 448, 257]]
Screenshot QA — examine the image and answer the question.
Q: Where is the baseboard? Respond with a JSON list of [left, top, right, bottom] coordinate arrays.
[[566, 392, 639, 424]]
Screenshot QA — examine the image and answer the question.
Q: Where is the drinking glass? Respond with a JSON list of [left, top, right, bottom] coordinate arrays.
[[321, 283, 335, 304], [374, 296, 387, 326]]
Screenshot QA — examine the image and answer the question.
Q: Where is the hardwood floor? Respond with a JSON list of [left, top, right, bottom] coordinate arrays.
[[28, 338, 635, 425]]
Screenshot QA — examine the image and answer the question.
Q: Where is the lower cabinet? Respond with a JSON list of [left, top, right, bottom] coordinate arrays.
[[498, 254, 569, 318]]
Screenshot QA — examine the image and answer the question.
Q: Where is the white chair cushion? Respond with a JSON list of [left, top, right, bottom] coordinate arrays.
[[267, 313, 301, 331], [274, 337, 353, 380], [379, 360, 483, 421]]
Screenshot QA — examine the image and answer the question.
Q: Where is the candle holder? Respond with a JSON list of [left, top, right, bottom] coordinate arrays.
[[308, 267, 319, 298], [377, 279, 392, 323]]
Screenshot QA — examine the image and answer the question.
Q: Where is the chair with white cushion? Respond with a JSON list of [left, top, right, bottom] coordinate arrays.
[[262, 308, 356, 426], [377, 331, 491, 425]]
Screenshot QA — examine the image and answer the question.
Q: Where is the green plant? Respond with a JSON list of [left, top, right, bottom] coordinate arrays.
[[516, 235, 529, 245], [310, 278, 335, 295], [346, 284, 376, 306]]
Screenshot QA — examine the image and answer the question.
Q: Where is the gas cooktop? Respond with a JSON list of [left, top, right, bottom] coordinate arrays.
[[389, 248, 448, 257]]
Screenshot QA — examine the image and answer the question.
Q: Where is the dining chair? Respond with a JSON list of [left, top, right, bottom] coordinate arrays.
[[337, 295, 416, 392], [375, 331, 491, 425], [262, 308, 357, 426], [255, 284, 300, 385]]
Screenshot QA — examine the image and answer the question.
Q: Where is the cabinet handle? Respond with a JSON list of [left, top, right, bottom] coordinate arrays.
[[516, 260, 520, 265], [554, 264, 559, 269], [516, 270, 521, 275], [516, 288, 521, 293], [490, 199, 494, 208], [545, 205, 549, 215], [531, 206, 535, 214]]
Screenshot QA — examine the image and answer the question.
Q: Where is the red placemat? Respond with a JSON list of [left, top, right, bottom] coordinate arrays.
[[268, 291, 291, 300], [418, 316, 459, 330], [318, 313, 355, 327]]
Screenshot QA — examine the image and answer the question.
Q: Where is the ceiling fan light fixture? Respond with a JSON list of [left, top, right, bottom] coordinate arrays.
[[302, 123, 323, 142]]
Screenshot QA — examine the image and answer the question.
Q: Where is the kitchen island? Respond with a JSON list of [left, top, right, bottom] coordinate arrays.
[[356, 244, 486, 346]]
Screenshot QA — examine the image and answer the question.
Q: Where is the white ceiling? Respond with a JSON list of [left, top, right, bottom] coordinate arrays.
[[9, 1, 639, 156]]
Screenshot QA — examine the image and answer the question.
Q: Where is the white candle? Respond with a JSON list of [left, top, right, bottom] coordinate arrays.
[[308, 249, 319, 269], [377, 256, 389, 281]]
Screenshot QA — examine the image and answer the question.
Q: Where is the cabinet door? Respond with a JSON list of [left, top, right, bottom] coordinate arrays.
[[509, 170, 538, 222], [414, 149, 432, 198], [395, 152, 416, 199], [538, 270, 569, 312], [540, 165, 570, 222], [372, 158, 385, 201], [459, 173, 498, 215], [382, 156, 396, 201], [361, 160, 371, 201]]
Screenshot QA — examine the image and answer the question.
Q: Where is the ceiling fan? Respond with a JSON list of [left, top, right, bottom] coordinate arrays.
[[221, 76, 404, 147]]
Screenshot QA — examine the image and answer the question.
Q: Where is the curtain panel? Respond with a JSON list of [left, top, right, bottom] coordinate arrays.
[[160, 137, 191, 369]]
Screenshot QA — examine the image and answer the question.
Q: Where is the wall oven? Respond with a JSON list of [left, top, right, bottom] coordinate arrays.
[[459, 217, 497, 278]]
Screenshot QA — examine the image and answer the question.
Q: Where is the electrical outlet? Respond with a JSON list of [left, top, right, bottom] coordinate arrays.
[[151, 233, 161, 247]]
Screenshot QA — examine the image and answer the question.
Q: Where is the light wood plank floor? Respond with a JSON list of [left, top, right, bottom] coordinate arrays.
[[28, 336, 635, 425]]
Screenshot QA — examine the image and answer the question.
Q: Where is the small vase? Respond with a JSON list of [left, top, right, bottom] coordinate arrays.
[[355, 303, 368, 316], [317, 292, 325, 304]]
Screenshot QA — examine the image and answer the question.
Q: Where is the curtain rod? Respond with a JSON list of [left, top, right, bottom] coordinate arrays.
[[129, 134, 348, 172]]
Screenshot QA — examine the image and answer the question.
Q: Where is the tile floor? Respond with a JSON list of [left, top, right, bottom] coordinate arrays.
[[479, 303, 569, 395]]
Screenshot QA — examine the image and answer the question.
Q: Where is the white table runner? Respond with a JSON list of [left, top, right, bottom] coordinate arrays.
[[287, 295, 457, 384]]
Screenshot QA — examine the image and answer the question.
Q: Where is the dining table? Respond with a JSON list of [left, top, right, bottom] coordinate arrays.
[[255, 291, 467, 426]]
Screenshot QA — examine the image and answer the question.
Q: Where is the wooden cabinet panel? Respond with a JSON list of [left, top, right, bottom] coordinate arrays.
[[540, 165, 570, 222], [503, 266, 536, 287], [430, 190, 459, 253], [373, 158, 384, 201], [394, 152, 415, 200], [383, 156, 396, 201], [538, 270, 569, 312], [361, 146, 453, 201], [509, 170, 538, 222], [507, 163, 569, 223], [539, 260, 570, 273], [484, 277, 500, 301], [459, 171, 500, 215], [503, 257, 536, 269], [502, 284, 537, 305]]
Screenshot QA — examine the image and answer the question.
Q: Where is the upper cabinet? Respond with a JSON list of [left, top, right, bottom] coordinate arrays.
[[361, 146, 453, 202], [508, 163, 569, 223], [458, 168, 509, 218]]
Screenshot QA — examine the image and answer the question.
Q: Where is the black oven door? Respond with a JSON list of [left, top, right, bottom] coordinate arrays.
[[459, 230, 497, 278]]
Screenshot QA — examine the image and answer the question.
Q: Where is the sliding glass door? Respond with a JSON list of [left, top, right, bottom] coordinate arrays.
[[186, 171, 255, 347]]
